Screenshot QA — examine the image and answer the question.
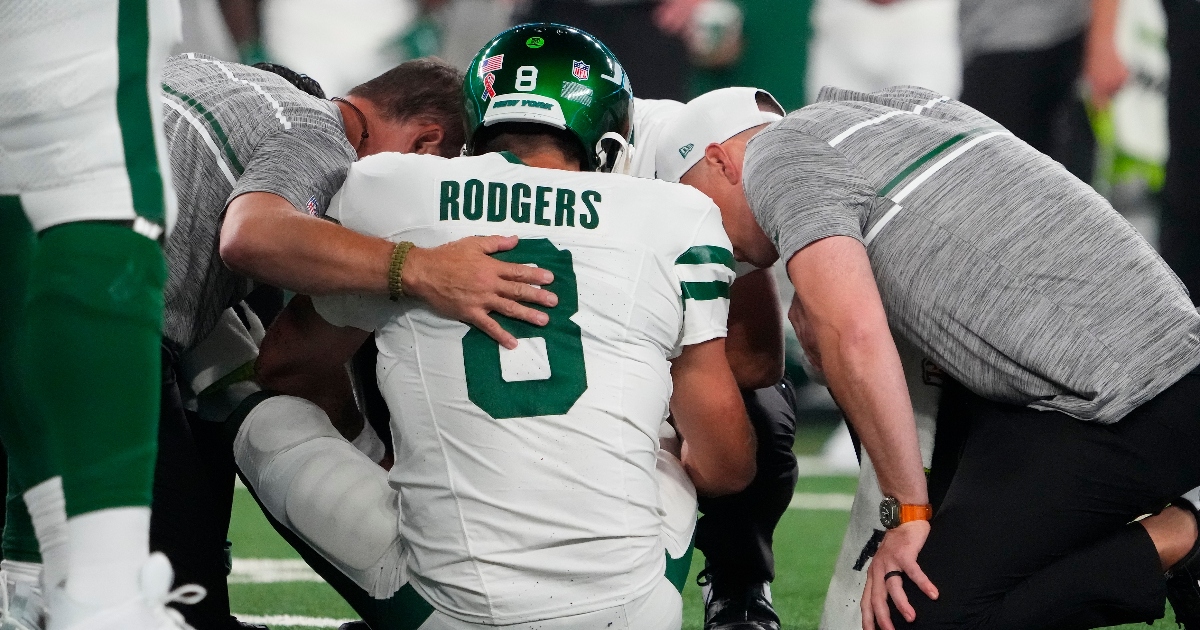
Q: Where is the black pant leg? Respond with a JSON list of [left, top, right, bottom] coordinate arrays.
[[1159, 0, 1200, 300], [151, 346, 234, 630], [189, 415, 237, 574], [892, 376, 1200, 630], [521, 0, 690, 101], [695, 381, 799, 584], [960, 34, 1084, 157]]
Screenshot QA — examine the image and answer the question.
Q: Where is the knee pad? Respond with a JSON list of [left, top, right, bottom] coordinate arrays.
[[234, 395, 404, 598]]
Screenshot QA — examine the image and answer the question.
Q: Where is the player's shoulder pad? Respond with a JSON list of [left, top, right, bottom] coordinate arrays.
[[577, 170, 718, 218], [351, 151, 448, 177], [588, 173, 724, 252]]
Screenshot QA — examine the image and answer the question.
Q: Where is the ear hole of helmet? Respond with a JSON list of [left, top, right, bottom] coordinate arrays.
[[596, 132, 630, 174]]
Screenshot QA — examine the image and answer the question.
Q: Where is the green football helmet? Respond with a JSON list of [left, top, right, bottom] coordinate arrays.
[[464, 23, 634, 172]]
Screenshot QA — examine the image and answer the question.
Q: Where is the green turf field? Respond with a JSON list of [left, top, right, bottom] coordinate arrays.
[[225, 424, 1181, 630]]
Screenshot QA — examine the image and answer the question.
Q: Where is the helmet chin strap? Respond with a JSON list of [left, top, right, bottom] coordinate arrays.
[[595, 132, 631, 174]]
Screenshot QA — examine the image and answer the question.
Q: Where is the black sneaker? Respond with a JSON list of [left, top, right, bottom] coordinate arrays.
[[698, 567, 781, 630], [1166, 496, 1200, 629], [338, 622, 369, 630]]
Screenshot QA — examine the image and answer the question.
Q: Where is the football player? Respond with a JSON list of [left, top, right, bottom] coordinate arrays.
[[0, 1, 200, 629], [229, 23, 756, 629]]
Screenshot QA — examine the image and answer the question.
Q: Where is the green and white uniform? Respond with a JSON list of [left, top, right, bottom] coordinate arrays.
[[236, 150, 734, 628], [322, 150, 733, 622], [0, 0, 182, 575], [0, 0, 180, 234]]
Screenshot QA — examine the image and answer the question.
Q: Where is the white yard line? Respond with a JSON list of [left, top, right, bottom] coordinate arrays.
[[788, 492, 855, 511], [233, 614, 354, 628], [230, 558, 325, 584], [230, 490, 856, 626], [795, 455, 859, 477]]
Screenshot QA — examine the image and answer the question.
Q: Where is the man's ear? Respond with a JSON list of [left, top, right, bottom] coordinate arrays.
[[703, 143, 741, 186], [411, 123, 446, 156]]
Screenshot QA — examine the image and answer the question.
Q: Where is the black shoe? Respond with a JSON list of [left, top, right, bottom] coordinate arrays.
[[230, 616, 269, 630], [698, 567, 781, 630], [1166, 497, 1200, 629], [338, 622, 369, 630]]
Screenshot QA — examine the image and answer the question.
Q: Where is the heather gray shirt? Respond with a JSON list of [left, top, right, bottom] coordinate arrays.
[[959, 0, 1090, 60], [161, 53, 356, 349], [744, 85, 1200, 424]]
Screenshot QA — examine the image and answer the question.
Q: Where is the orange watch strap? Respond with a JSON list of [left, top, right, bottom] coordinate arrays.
[[899, 504, 933, 524]]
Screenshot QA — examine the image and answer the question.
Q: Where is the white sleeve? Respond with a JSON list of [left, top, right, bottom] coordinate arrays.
[[324, 187, 347, 224], [309, 157, 406, 332], [674, 205, 736, 347]]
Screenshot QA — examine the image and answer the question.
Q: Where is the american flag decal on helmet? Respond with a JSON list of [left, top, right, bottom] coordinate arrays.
[[480, 54, 504, 76]]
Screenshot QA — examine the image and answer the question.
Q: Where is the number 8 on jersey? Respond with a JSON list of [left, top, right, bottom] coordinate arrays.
[[462, 238, 588, 419]]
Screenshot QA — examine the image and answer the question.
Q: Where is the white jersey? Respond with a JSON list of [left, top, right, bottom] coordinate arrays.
[[628, 98, 684, 179], [629, 98, 760, 280], [313, 151, 734, 625]]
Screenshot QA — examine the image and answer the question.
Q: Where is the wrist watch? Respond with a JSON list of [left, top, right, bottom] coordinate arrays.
[[879, 495, 932, 529]]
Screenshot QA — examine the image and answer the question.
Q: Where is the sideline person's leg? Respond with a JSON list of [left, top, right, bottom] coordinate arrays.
[[892, 376, 1200, 629], [959, 34, 1084, 157], [1158, 0, 1200, 299], [0, 0, 185, 625], [0, 199, 45, 568], [0, 198, 52, 629], [155, 309, 271, 630], [152, 344, 238, 629], [696, 382, 798, 629]]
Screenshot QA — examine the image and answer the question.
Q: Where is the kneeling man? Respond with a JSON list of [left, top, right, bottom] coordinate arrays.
[[657, 85, 1200, 630]]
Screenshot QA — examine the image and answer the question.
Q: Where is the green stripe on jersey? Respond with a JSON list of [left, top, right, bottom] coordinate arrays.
[[116, 0, 167, 226], [681, 280, 730, 302], [162, 84, 246, 175], [876, 126, 1002, 199], [675, 245, 736, 270]]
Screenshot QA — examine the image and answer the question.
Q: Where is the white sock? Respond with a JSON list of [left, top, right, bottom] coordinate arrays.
[[23, 477, 69, 594], [64, 507, 150, 606], [1, 560, 42, 590]]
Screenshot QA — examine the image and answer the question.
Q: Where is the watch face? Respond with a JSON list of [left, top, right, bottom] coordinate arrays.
[[880, 496, 900, 529]]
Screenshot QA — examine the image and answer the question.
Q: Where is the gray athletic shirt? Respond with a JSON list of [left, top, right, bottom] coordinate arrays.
[[161, 53, 356, 350], [959, 0, 1090, 60], [744, 85, 1200, 424]]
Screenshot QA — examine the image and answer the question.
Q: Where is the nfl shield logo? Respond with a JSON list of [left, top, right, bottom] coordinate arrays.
[[306, 195, 319, 216], [572, 60, 590, 81]]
